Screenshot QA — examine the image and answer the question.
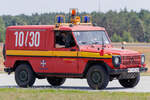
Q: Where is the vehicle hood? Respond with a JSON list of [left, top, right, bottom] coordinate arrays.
[[79, 45, 140, 55]]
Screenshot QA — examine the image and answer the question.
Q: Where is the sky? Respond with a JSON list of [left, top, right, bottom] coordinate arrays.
[[0, 0, 150, 15]]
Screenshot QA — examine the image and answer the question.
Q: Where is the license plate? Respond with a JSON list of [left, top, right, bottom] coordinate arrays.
[[128, 68, 139, 73]]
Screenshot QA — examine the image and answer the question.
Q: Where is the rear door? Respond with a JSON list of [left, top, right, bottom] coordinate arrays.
[[6, 27, 48, 73]]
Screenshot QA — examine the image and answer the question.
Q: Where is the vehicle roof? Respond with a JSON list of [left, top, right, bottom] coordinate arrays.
[[59, 25, 105, 31], [7, 25, 54, 30], [7, 25, 105, 31]]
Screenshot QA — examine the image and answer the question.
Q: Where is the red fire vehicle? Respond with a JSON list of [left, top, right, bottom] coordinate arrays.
[[3, 9, 147, 89]]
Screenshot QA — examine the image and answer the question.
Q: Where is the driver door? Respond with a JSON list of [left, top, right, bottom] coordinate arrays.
[[53, 30, 78, 74]]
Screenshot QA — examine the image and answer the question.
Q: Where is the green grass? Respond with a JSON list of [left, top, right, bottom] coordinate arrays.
[[0, 88, 149, 100]]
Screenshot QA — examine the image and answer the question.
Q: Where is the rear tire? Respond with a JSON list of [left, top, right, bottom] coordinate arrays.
[[86, 65, 109, 90], [15, 64, 36, 87], [119, 73, 140, 88], [47, 77, 66, 86]]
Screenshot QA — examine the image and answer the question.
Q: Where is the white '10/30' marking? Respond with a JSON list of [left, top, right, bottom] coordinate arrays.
[[14, 31, 40, 47]]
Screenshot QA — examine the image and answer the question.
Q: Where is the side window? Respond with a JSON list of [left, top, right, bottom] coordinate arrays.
[[54, 31, 76, 48]]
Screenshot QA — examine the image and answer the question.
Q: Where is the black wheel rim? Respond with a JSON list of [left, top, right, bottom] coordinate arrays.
[[91, 71, 102, 84], [19, 70, 28, 82]]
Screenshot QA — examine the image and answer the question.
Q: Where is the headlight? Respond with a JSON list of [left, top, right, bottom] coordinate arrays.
[[141, 54, 145, 65], [114, 57, 120, 64], [112, 56, 121, 67]]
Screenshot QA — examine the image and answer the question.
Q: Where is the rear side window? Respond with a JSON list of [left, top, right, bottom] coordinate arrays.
[[54, 31, 76, 48]]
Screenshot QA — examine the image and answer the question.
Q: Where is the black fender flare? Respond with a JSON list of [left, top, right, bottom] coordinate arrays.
[[83, 61, 112, 77]]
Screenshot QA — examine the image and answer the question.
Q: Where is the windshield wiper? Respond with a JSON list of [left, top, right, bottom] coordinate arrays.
[[79, 41, 87, 44], [91, 41, 101, 44]]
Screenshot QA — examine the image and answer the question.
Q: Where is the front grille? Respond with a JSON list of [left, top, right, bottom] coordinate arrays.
[[121, 55, 141, 66]]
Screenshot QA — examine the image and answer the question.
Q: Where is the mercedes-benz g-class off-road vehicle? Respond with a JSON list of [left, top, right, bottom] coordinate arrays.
[[3, 9, 147, 89]]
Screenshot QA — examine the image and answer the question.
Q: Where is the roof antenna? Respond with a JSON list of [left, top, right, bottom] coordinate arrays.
[[100, 35, 105, 56]]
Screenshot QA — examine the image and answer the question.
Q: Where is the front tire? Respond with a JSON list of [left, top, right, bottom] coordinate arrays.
[[119, 73, 140, 88], [15, 64, 36, 87], [47, 77, 66, 86], [87, 65, 109, 90]]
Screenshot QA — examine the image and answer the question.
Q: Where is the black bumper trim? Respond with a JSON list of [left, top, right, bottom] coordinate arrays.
[[4, 68, 14, 74], [110, 67, 148, 75]]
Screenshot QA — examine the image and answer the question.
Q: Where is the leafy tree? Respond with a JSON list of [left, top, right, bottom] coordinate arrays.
[[0, 17, 5, 42], [111, 33, 122, 42], [1, 9, 150, 42], [122, 31, 134, 42]]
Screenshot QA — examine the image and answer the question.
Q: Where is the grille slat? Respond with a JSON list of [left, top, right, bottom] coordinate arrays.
[[121, 55, 141, 66]]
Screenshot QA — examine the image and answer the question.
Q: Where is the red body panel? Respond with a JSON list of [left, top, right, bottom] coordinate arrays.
[[4, 25, 145, 76], [6, 25, 54, 51]]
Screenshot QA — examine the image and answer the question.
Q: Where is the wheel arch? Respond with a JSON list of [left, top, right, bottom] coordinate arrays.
[[83, 60, 111, 77], [13, 60, 34, 72]]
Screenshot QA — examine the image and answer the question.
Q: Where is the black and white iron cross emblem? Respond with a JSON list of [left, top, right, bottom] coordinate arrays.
[[41, 60, 46, 67]]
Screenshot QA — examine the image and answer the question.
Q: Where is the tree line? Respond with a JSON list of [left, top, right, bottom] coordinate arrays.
[[0, 9, 150, 42]]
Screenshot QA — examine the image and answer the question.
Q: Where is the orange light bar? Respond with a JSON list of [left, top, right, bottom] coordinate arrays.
[[72, 9, 76, 16]]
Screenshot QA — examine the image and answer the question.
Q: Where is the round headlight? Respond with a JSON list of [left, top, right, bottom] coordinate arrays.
[[112, 56, 121, 67], [114, 57, 120, 64], [141, 55, 145, 65]]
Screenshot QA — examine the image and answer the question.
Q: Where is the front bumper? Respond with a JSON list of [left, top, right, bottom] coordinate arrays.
[[4, 68, 14, 74], [110, 67, 148, 75]]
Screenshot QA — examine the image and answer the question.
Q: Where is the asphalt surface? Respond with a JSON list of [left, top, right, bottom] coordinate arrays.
[[0, 73, 149, 92]]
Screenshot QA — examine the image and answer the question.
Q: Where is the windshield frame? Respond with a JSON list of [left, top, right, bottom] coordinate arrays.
[[72, 30, 111, 45]]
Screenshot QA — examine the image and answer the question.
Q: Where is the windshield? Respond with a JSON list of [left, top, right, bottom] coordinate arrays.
[[73, 31, 110, 45]]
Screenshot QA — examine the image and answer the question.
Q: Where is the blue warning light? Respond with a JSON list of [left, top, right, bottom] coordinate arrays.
[[57, 16, 64, 23], [84, 16, 90, 23]]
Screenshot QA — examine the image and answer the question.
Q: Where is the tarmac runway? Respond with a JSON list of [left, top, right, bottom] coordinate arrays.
[[0, 73, 149, 92]]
